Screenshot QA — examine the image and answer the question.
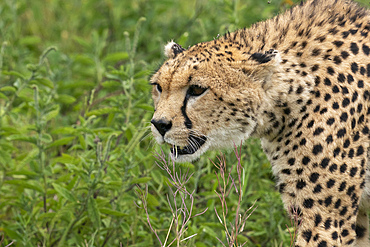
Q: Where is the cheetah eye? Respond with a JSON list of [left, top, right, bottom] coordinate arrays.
[[156, 84, 162, 93], [187, 85, 208, 97]]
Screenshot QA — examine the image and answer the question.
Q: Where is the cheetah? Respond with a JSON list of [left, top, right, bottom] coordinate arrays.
[[150, 0, 370, 246]]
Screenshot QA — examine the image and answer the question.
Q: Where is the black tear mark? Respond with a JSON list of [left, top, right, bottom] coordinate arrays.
[[181, 94, 193, 129], [250, 52, 273, 64]]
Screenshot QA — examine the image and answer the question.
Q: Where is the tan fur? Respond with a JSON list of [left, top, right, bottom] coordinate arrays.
[[151, 0, 370, 245]]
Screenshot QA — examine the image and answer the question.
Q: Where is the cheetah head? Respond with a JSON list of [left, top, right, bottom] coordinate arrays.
[[150, 41, 282, 162]]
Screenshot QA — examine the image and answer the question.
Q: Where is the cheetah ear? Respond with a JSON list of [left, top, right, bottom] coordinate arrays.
[[249, 49, 281, 66], [164, 41, 186, 59], [244, 49, 281, 79]]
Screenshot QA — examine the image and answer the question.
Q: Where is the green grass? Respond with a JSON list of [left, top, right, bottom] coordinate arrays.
[[1, 0, 370, 246]]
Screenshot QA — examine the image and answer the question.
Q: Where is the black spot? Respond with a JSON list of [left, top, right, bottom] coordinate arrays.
[[313, 144, 323, 155], [303, 156, 311, 165], [326, 135, 333, 144], [338, 73, 346, 83], [350, 167, 358, 177], [346, 74, 354, 84], [333, 41, 344, 47], [279, 183, 286, 193], [342, 98, 350, 107], [313, 184, 323, 193], [350, 42, 359, 55], [363, 44, 370, 55], [311, 64, 319, 72], [300, 138, 307, 146], [310, 172, 320, 183], [302, 230, 312, 242], [327, 179, 335, 188], [332, 85, 340, 93], [282, 169, 291, 175], [318, 241, 327, 247], [357, 146, 364, 156], [327, 67, 335, 75], [339, 181, 347, 191], [321, 158, 330, 168], [296, 179, 307, 189], [312, 48, 321, 56], [329, 164, 337, 172], [351, 62, 359, 73], [333, 56, 342, 64], [334, 148, 340, 157], [326, 118, 335, 125], [360, 66, 366, 75], [288, 158, 295, 166], [324, 196, 332, 207], [341, 51, 350, 59], [352, 92, 358, 102], [332, 231, 338, 240], [335, 199, 341, 208], [320, 108, 327, 115], [337, 128, 346, 138], [344, 139, 350, 148], [303, 198, 314, 208], [324, 78, 331, 86], [315, 214, 322, 226], [340, 163, 347, 173], [340, 113, 348, 122], [340, 207, 348, 216], [342, 31, 350, 39], [325, 218, 332, 229], [358, 80, 364, 88]]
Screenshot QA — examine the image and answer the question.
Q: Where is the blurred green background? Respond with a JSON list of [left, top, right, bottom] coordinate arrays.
[[1, 0, 369, 246]]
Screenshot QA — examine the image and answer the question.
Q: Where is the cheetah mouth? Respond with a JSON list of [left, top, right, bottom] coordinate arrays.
[[170, 136, 207, 157]]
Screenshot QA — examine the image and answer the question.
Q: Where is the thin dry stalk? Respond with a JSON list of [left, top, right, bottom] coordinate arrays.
[[135, 150, 208, 246], [212, 143, 257, 247]]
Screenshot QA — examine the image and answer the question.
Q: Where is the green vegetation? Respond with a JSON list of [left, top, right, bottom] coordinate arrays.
[[1, 0, 369, 246]]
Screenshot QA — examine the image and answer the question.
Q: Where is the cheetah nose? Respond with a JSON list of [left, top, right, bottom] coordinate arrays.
[[151, 118, 172, 137]]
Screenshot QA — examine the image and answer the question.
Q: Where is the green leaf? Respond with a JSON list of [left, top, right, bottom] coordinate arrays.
[[41, 133, 53, 143], [47, 136, 75, 148], [5, 180, 43, 192], [6, 134, 37, 144], [19, 35, 41, 46], [57, 94, 76, 104], [147, 194, 159, 207], [131, 177, 152, 184], [86, 107, 121, 117], [0, 92, 8, 100], [102, 80, 121, 89], [0, 86, 16, 93], [52, 183, 77, 202], [44, 105, 60, 121], [87, 196, 101, 229], [99, 208, 128, 217], [30, 78, 54, 88], [74, 54, 94, 65], [136, 104, 154, 111], [103, 52, 129, 63], [2, 70, 25, 79]]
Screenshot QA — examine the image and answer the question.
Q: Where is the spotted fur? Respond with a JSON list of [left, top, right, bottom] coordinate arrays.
[[150, 0, 370, 246]]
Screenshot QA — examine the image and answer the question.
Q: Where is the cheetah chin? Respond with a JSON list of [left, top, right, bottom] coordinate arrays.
[[169, 136, 208, 162]]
